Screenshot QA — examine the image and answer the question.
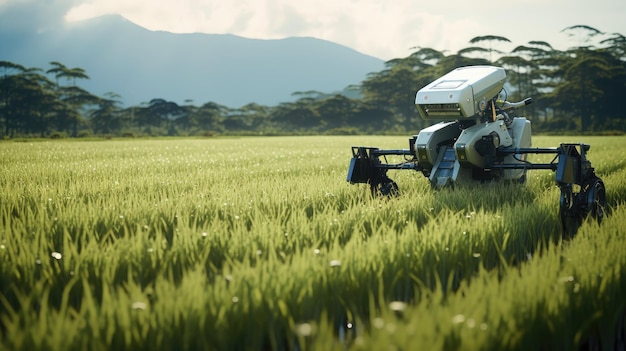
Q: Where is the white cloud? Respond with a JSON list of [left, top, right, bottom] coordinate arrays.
[[63, 0, 626, 60], [63, 0, 482, 59]]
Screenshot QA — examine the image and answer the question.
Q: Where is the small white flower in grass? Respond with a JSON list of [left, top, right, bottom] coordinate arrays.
[[452, 314, 465, 324], [256, 250, 262, 256], [51, 252, 62, 260], [232, 296, 239, 303], [35, 259, 42, 265], [329, 260, 341, 267], [131, 301, 147, 310], [201, 232, 208, 237], [295, 323, 313, 337], [313, 249, 320, 255], [473, 253, 481, 258], [0, 244, 5, 250], [389, 301, 407, 312]]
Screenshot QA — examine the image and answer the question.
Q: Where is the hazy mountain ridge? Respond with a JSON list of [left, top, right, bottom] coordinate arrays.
[[0, 14, 385, 107]]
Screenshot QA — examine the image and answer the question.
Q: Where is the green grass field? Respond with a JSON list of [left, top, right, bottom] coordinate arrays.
[[1, 135, 625, 350]]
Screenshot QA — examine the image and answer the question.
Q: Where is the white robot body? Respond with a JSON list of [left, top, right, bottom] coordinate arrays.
[[411, 66, 533, 187]]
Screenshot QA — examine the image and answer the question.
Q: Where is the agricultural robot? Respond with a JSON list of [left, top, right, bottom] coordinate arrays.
[[346, 65, 606, 235]]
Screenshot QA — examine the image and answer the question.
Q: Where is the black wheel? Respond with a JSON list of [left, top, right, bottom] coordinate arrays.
[[559, 184, 580, 238], [585, 178, 606, 223], [517, 171, 527, 185], [371, 180, 399, 197], [379, 181, 399, 197]]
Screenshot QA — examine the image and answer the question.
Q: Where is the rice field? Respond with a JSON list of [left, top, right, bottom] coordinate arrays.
[[1, 135, 625, 350]]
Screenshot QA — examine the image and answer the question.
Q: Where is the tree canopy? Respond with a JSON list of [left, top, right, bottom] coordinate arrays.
[[1, 25, 625, 138]]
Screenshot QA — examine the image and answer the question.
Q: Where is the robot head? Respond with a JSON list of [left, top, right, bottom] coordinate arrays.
[[415, 66, 506, 120]]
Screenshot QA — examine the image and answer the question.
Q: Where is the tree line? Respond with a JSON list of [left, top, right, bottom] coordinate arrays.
[[1, 25, 625, 139]]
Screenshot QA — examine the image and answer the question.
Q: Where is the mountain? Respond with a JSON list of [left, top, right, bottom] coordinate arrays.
[[0, 14, 385, 107]]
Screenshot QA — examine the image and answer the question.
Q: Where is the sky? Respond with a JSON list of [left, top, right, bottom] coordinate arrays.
[[2, 0, 625, 60]]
